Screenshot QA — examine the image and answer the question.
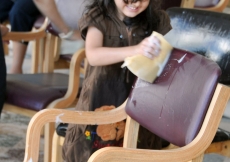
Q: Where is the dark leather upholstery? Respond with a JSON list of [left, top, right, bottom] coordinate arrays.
[[125, 48, 221, 147], [165, 7, 230, 84], [6, 73, 69, 111]]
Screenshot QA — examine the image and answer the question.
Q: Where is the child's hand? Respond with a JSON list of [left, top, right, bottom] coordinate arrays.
[[136, 35, 161, 59]]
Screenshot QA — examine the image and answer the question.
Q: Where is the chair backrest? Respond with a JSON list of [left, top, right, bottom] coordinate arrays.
[[165, 7, 230, 84], [125, 48, 221, 147]]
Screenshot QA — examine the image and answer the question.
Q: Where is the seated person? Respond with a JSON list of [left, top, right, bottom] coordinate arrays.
[[33, 0, 85, 41], [0, 0, 41, 74]]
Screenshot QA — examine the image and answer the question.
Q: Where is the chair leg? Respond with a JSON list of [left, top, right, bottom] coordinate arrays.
[[123, 116, 140, 148], [52, 132, 64, 162], [205, 140, 230, 158], [31, 37, 45, 73], [44, 122, 55, 162], [43, 33, 55, 73]]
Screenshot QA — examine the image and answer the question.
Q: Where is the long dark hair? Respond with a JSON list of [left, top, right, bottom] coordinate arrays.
[[84, 0, 162, 31]]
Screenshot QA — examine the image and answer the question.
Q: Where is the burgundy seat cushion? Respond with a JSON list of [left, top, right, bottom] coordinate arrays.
[[125, 48, 221, 147], [6, 73, 69, 111]]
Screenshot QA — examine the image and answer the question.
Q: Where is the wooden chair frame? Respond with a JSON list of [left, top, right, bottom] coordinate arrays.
[[3, 31, 85, 162], [88, 84, 230, 162], [23, 100, 128, 162], [22, 83, 230, 162]]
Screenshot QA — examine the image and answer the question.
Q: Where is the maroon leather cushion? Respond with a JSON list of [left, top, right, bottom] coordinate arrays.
[[6, 73, 69, 111], [125, 48, 221, 147]]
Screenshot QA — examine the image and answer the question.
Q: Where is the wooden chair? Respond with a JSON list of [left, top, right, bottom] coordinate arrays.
[[88, 50, 230, 162], [165, 7, 230, 158], [88, 85, 230, 162], [162, 0, 229, 12], [2, 15, 49, 73], [22, 47, 230, 162], [2, 16, 77, 74], [2, 31, 85, 162]]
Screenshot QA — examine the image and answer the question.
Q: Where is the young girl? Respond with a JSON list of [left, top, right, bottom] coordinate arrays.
[[62, 0, 171, 161]]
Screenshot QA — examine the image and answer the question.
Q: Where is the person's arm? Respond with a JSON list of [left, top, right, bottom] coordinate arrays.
[[33, 0, 81, 40], [85, 26, 161, 66]]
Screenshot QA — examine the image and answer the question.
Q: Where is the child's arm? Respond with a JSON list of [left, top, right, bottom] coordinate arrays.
[[85, 26, 161, 66]]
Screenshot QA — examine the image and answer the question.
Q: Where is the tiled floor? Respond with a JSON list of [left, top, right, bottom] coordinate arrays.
[[1, 6, 230, 162]]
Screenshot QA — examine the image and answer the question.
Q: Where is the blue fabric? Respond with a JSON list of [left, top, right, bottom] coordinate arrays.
[[0, 0, 40, 32], [0, 0, 41, 44]]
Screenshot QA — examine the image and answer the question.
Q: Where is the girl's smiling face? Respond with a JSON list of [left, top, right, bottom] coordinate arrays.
[[114, 0, 150, 20]]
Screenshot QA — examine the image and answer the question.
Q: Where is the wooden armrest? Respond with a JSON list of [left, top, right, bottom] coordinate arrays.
[[23, 100, 127, 162], [2, 18, 49, 41], [47, 48, 86, 108], [88, 84, 230, 162]]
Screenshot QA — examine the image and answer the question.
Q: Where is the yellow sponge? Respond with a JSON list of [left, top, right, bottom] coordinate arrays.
[[121, 31, 173, 83]]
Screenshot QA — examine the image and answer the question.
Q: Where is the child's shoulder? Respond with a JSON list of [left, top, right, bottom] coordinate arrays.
[[79, 7, 107, 39]]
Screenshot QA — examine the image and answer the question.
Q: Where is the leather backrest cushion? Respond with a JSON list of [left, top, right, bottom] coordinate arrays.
[[125, 48, 221, 147]]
